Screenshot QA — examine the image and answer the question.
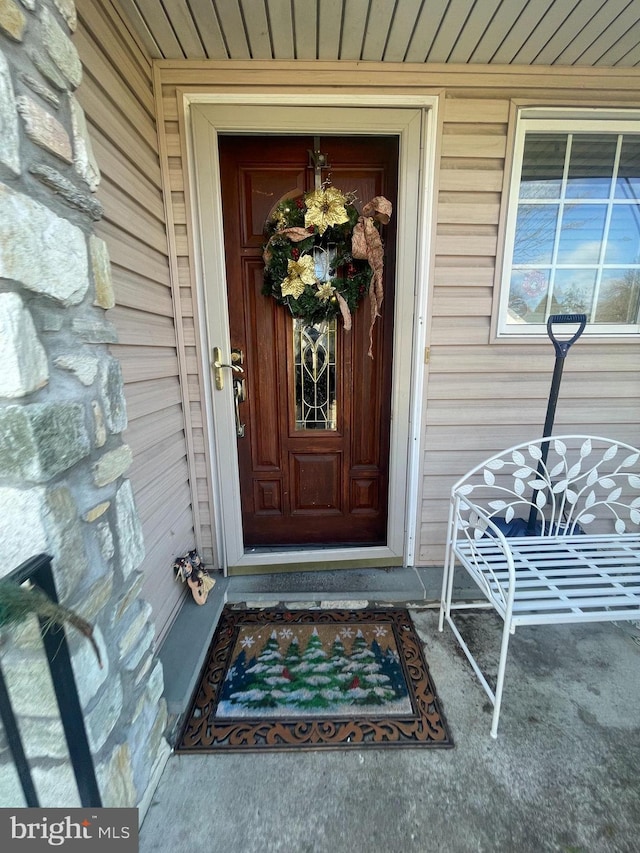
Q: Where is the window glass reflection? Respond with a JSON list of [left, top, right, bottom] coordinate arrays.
[[513, 204, 558, 264], [604, 205, 640, 265], [556, 204, 607, 264], [565, 135, 617, 199], [520, 134, 566, 199], [615, 137, 640, 199], [596, 270, 640, 323]]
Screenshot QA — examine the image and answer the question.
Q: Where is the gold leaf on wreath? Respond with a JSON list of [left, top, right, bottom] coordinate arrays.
[[304, 187, 349, 235], [315, 282, 336, 302], [281, 254, 317, 298]]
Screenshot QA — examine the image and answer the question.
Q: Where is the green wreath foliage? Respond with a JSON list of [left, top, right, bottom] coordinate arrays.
[[262, 195, 375, 325]]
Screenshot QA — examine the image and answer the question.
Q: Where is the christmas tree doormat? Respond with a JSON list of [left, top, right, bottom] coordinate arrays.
[[177, 607, 452, 752]]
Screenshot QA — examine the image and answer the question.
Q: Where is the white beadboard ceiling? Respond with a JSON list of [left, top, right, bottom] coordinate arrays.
[[115, 0, 640, 66]]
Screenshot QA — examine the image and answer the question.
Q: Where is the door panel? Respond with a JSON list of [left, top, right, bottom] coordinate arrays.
[[219, 135, 398, 547]]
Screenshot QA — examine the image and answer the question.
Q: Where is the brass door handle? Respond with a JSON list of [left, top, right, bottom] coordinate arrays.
[[233, 377, 246, 438], [211, 346, 244, 390]]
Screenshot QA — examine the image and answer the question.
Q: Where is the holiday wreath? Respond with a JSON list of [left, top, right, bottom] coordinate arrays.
[[262, 186, 392, 355]]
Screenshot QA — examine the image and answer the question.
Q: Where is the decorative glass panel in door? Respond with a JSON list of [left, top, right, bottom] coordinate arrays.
[[293, 320, 338, 431]]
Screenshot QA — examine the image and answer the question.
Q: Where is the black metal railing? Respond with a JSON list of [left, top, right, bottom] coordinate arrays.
[[0, 554, 102, 807]]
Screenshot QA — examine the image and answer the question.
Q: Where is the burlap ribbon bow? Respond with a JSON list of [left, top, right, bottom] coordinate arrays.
[[351, 196, 392, 358]]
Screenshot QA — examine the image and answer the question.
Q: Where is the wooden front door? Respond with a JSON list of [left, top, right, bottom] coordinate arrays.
[[219, 135, 398, 547]]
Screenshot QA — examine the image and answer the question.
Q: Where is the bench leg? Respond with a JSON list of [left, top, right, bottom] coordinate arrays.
[[439, 545, 456, 632], [490, 617, 514, 739]]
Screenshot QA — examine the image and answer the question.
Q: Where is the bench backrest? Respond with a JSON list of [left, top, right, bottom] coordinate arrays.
[[453, 435, 640, 537]]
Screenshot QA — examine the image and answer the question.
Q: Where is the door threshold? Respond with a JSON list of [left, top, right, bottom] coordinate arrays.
[[228, 547, 404, 576], [245, 542, 385, 553]]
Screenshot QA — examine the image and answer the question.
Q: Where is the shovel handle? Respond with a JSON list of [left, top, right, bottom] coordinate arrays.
[[546, 313, 587, 358]]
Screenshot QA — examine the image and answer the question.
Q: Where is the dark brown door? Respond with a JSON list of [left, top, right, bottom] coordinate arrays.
[[219, 135, 398, 547]]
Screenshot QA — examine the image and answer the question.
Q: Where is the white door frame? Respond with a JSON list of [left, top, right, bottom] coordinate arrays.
[[185, 94, 438, 573]]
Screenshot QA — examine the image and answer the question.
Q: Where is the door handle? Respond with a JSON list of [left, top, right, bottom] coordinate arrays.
[[233, 377, 246, 438], [211, 346, 244, 390]]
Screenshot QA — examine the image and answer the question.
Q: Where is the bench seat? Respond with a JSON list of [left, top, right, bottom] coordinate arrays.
[[456, 533, 640, 624]]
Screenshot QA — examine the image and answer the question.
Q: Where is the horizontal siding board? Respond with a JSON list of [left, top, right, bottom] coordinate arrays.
[[438, 170, 504, 192], [124, 404, 185, 452], [435, 234, 498, 256], [131, 459, 189, 524], [143, 484, 193, 551], [143, 503, 194, 570], [109, 305, 178, 347], [90, 131, 165, 214], [428, 346, 637, 373], [74, 26, 155, 119], [98, 179, 168, 254], [97, 220, 171, 285], [437, 202, 500, 225], [429, 317, 491, 345], [440, 134, 507, 159], [122, 377, 183, 420], [112, 269, 174, 317], [432, 290, 493, 315], [425, 399, 639, 426], [433, 267, 496, 286], [157, 62, 640, 93], [77, 75, 159, 169], [111, 345, 180, 383], [423, 424, 640, 452], [426, 372, 637, 400], [77, 7, 154, 111], [134, 457, 191, 523]]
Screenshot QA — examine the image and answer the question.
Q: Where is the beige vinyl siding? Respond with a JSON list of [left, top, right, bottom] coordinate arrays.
[[154, 62, 640, 570], [420, 93, 640, 563], [153, 80, 217, 565], [76, 0, 196, 640]]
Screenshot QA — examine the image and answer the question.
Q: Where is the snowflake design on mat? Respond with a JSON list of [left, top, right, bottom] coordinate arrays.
[[339, 627, 355, 639], [374, 626, 388, 638], [279, 628, 293, 640], [240, 635, 256, 649]]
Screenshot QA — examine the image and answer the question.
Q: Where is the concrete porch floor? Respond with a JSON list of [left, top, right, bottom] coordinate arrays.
[[142, 568, 640, 853]]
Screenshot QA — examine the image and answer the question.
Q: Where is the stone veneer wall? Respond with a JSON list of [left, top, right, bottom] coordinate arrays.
[[0, 0, 170, 809]]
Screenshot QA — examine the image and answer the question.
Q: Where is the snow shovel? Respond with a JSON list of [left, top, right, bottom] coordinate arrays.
[[525, 313, 587, 533], [492, 313, 587, 538]]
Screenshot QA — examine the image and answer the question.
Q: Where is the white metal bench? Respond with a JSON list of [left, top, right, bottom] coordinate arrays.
[[438, 435, 640, 738]]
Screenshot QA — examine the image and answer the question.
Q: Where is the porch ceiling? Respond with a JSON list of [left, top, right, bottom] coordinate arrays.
[[117, 0, 640, 66]]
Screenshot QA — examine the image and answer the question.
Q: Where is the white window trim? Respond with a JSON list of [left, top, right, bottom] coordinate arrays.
[[497, 107, 640, 339]]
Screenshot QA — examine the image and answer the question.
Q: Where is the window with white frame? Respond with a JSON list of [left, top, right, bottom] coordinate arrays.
[[498, 110, 640, 336]]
